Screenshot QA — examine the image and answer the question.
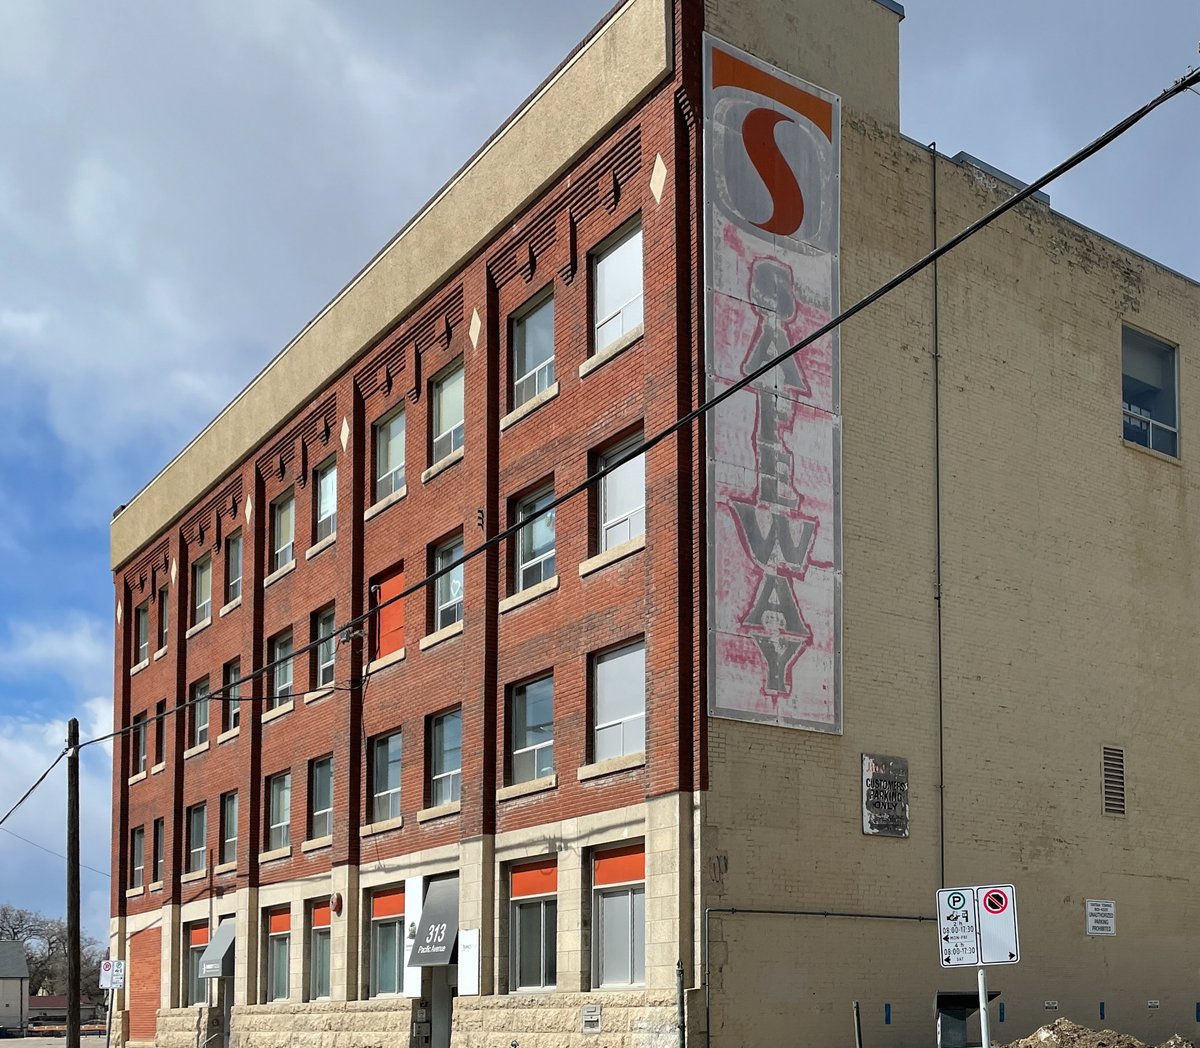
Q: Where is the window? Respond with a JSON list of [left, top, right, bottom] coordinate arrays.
[[429, 709, 462, 806], [225, 531, 243, 604], [272, 491, 295, 571], [592, 844, 645, 987], [152, 818, 164, 883], [266, 909, 290, 1002], [431, 361, 465, 463], [310, 903, 331, 1000], [374, 408, 406, 501], [186, 802, 206, 874], [515, 487, 556, 591], [1103, 746, 1126, 816], [369, 888, 405, 997], [1122, 326, 1178, 457], [511, 676, 553, 784], [157, 587, 169, 650], [130, 827, 145, 889], [134, 602, 150, 664], [267, 771, 291, 850], [512, 292, 555, 410], [314, 458, 337, 541], [432, 537, 464, 631], [192, 555, 212, 625], [510, 859, 557, 990], [131, 713, 148, 775], [189, 678, 209, 748], [370, 731, 402, 823], [592, 223, 644, 354], [314, 606, 336, 688], [185, 924, 208, 1006], [371, 565, 406, 661], [599, 435, 645, 552], [593, 640, 646, 762], [309, 756, 333, 840], [154, 700, 166, 765], [268, 631, 293, 708], [223, 659, 241, 731], [220, 791, 238, 866]]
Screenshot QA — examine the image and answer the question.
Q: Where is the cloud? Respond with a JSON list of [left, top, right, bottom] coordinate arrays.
[[0, 614, 111, 698]]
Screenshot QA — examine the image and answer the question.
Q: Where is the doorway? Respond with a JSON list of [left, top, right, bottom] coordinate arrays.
[[430, 964, 458, 1048]]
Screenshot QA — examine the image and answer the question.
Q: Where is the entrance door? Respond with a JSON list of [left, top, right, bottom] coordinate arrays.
[[430, 965, 458, 1048]]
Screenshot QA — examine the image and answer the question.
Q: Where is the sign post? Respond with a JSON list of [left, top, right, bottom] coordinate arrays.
[[978, 966, 992, 1048]]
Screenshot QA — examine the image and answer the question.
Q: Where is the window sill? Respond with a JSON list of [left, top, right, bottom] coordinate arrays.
[[185, 618, 212, 641], [183, 741, 209, 761], [180, 869, 207, 884], [499, 576, 559, 615], [153, 646, 168, 662], [421, 446, 464, 485], [360, 815, 404, 838], [305, 533, 337, 561], [500, 382, 560, 432], [262, 701, 294, 724], [217, 726, 240, 745], [125, 886, 144, 899], [419, 620, 463, 651], [577, 752, 645, 782], [497, 774, 557, 802], [259, 846, 292, 864], [366, 648, 407, 676], [416, 801, 461, 824], [219, 596, 242, 618], [214, 861, 237, 876], [127, 771, 147, 787], [151, 762, 165, 776], [579, 534, 645, 578], [301, 835, 333, 854], [304, 686, 335, 706], [263, 560, 296, 589], [149, 880, 164, 893], [579, 324, 643, 379], [365, 486, 408, 522], [1122, 438, 1181, 465], [129, 658, 150, 677]]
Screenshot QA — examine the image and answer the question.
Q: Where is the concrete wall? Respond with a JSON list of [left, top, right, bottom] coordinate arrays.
[[0, 977, 25, 1032]]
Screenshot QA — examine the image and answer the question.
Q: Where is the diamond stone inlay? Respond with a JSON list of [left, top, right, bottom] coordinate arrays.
[[340, 417, 350, 451], [650, 154, 667, 204], [469, 308, 482, 349]]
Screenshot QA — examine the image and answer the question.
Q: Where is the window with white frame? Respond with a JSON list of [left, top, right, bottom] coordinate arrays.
[[220, 791, 238, 866], [599, 435, 645, 552], [130, 826, 145, 889], [152, 818, 164, 883], [184, 924, 208, 1006], [186, 802, 206, 873], [309, 755, 333, 840], [431, 362, 465, 463], [515, 487, 556, 591], [192, 555, 212, 625], [433, 536, 464, 631], [189, 678, 209, 747], [374, 408, 406, 501], [157, 587, 169, 649], [223, 659, 241, 731], [225, 531, 243, 604], [592, 223, 643, 354], [315, 458, 337, 541], [269, 630, 293, 708], [592, 845, 645, 988], [369, 888, 405, 997], [267, 770, 291, 850], [512, 292, 555, 410], [310, 903, 331, 1001], [271, 491, 295, 571], [511, 676, 553, 784], [314, 606, 336, 688], [429, 708, 462, 806], [593, 640, 646, 762], [265, 911, 290, 1002], [371, 731, 402, 823], [1122, 325, 1178, 457], [134, 602, 150, 664], [510, 859, 557, 990], [131, 714, 147, 775]]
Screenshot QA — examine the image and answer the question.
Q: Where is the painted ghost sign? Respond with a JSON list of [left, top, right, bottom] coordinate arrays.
[[703, 36, 842, 732]]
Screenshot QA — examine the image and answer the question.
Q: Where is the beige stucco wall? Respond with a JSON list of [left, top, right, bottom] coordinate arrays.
[[0, 975, 25, 1031]]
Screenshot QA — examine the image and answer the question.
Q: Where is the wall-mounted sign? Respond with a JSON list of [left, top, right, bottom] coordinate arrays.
[[862, 754, 909, 837], [1085, 899, 1116, 936]]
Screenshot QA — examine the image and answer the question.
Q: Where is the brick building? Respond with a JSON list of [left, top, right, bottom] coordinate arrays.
[[108, 1, 1200, 1046]]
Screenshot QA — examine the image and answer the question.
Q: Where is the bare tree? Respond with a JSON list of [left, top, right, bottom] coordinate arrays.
[[0, 904, 103, 1002]]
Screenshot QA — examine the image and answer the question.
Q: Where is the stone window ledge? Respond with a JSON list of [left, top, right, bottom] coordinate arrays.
[[263, 560, 297, 589], [262, 701, 294, 725], [301, 836, 333, 854], [304, 687, 334, 706], [219, 596, 242, 618], [151, 762, 165, 776], [497, 774, 557, 802], [360, 816, 404, 838], [365, 486, 408, 523], [259, 846, 291, 864], [127, 771, 147, 787], [367, 648, 407, 676], [148, 881, 164, 893], [419, 620, 463, 652], [215, 861, 237, 876], [577, 752, 645, 782], [500, 383, 560, 432], [421, 447, 465, 485], [579, 324, 643, 379], [217, 726, 240, 745], [124, 886, 144, 899], [1122, 438, 1182, 466], [579, 535, 645, 578], [180, 869, 207, 884], [153, 646, 168, 662], [184, 618, 211, 640], [183, 741, 210, 761], [499, 576, 559, 615], [305, 533, 338, 561], [129, 658, 150, 677], [416, 801, 461, 824]]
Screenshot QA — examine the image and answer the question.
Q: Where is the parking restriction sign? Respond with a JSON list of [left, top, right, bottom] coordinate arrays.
[[935, 884, 1020, 967]]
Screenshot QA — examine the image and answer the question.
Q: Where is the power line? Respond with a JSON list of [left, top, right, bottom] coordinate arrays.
[[0, 827, 111, 879], [0, 750, 67, 829]]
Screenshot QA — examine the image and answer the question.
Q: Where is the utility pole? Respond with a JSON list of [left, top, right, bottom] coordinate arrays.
[[67, 717, 80, 1048]]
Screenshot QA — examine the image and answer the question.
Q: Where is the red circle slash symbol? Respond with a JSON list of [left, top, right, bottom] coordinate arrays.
[[983, 890, 1008, 914]]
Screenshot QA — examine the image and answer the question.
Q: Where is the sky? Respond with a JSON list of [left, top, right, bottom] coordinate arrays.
[[0, 0, 1195, 943]]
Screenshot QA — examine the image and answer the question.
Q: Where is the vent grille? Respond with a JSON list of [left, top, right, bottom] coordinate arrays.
[[1102, 746, 1126, 816]]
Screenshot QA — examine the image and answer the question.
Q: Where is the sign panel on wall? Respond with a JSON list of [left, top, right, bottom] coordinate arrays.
[[1085, 899, 1116, 936], [862, 754, 909, 836], [702, 34, 842, 732]]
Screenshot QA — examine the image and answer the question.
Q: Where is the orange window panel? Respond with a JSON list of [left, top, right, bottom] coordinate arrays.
[[311, 902, 331, 929], [511, 857, 558, 898], [374, 568, 405, 658], [268, 909, 291, 935], [593, 843, 644, 886], [189, 924, 210, 948], [372, 886, 405, 919]]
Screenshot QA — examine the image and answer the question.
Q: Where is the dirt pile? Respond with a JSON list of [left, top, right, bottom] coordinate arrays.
[[998, 1018, 1195, 1048]]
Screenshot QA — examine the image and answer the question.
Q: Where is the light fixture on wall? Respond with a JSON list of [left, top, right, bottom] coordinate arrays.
[[407, 922, 417, 941], [329, 892, 343, 917]]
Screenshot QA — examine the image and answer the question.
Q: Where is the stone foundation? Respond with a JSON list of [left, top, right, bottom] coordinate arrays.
[[228, 1000, 418, 1048], [156, 1007, 219, 1048], [454, 991, 679, 1048]]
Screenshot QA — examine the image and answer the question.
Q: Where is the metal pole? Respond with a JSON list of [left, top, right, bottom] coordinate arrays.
[[852, 1001, 863, 1048], [67, 717, 81, 1048], [977, 967, 991, 1048], [677, 960, 686, 1048], [105, 989, 113, 1048]]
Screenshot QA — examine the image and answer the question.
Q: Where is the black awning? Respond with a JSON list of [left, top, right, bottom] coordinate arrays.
[[408, 875, 459, 967], [200, 918, 236, 979]]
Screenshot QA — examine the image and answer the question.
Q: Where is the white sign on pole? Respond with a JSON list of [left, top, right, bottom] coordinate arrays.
[[1086, 899, 1116, 936], [935, 884, 1020, 967], [937, 888, 979, 967], [99, 959, 126, 989], [977, 885, 1019, 964]]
